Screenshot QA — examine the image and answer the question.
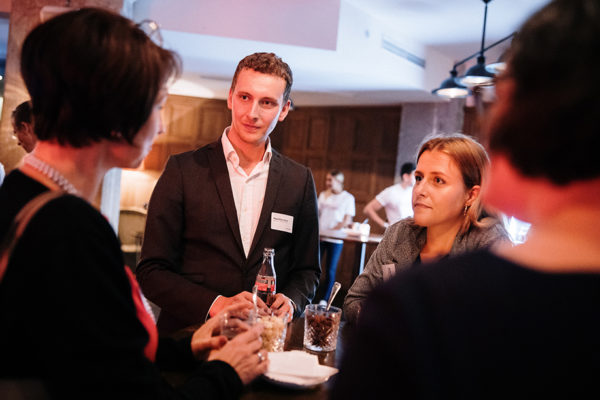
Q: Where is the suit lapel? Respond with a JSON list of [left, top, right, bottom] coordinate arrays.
[[206, 141, 245, 255], [248, 150, 283, 258]]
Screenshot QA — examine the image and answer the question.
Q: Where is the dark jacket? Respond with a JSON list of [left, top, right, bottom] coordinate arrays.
[[137, 139, 321, 334]]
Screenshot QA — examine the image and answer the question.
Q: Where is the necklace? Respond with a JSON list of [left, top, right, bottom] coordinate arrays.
[[23, 154, 80, 196]]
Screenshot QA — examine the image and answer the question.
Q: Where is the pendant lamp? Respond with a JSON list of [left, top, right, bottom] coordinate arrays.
[[433, 0, 514, 98]]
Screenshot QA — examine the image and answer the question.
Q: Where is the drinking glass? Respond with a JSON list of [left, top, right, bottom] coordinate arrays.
[[303, 304, 341, 352], [258, 311, 288, 352], [220, 308, 255, 340]]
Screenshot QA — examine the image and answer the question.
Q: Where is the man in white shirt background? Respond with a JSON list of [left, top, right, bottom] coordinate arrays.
[[363, 162, 415, 230]]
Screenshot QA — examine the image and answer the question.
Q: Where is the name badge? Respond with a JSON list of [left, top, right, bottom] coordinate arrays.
[[271, 212, 293, 233]]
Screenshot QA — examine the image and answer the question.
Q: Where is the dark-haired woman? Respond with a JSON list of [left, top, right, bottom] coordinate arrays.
[[0, 8, 265, 399], [333, 0, 600, 398]]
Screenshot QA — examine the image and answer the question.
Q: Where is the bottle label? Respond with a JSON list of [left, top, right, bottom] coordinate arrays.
[[255, 275, 276, 292]]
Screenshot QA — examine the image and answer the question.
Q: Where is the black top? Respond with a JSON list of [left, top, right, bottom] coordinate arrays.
[[0, 170, 242, 399], [332, 249, 600, 399]]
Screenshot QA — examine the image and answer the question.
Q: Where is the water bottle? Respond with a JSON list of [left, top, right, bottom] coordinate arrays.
[[255, 248, 276, 306]]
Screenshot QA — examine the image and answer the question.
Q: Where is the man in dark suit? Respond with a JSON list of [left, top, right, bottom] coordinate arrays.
[[137, 52, 321, 334]]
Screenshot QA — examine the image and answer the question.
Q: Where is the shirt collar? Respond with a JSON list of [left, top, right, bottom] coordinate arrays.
[[221, 127, 272, 167]]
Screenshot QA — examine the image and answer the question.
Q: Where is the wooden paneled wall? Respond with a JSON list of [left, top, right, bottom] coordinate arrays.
[[143, 95, 231, 171], [270, 105, 403, 304], [128, 95, 488, 307], [139, 95, 404, 306], [270, 105, 402, 223]]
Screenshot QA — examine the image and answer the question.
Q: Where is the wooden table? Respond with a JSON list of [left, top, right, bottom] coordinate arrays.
[[319, 229, 383, 276]]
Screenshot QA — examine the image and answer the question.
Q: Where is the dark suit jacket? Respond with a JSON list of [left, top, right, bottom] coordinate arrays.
[[136, 139, 321, 334]]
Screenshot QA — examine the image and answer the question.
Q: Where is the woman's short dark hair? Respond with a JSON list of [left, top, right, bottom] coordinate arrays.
[[20, 7, 181, 147], [487, 0, 600, 185], [11, 101, 32, 126]]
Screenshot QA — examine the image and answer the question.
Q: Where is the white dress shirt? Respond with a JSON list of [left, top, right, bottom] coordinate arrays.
[[375, 183, 413, 225], [221, 128, 271, 257]]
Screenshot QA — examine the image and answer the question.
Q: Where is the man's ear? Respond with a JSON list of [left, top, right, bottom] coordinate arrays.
[[278, 99, 291, 122], [227, 89, 233, 110], [23, 122, 35, 136]]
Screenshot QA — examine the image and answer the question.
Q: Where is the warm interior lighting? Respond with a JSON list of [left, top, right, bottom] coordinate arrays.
[[455, 56, 495, 87], [432, 69, 469, 99], [433, 0, 513, 98]]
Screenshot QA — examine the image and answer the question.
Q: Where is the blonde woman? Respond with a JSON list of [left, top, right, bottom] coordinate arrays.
[[334, 1, 600, 396], [343, 133, 508, 323]]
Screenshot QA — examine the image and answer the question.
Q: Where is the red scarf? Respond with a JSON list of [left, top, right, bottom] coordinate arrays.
[[124, 266, 158, 362]]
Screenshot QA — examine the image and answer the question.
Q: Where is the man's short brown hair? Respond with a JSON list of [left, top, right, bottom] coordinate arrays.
[[230, 52, 293, 102]]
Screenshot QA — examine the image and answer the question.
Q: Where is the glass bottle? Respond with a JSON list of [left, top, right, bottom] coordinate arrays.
[[255, 248, 276, 306]]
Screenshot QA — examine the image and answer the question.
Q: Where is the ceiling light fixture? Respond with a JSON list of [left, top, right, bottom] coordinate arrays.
[[433, 0, 514, 99], [432, 69, 468, 99]]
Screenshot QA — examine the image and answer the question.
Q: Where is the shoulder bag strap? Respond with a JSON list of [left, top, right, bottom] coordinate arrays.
[[0, 190, 66, 284]]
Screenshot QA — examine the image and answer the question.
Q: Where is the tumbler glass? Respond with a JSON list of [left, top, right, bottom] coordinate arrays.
[[303, 304, 341, 352]]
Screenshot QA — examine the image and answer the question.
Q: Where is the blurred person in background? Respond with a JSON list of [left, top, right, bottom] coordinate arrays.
[[363, 162, 415, 230], [317, 169, 355, 301], [0, 8, 266, 399], [343, 134, 508, 323], [333, 0, 600, 397], [12, 100, 37, 153]]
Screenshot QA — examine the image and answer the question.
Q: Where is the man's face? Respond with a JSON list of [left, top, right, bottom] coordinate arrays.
[[227, 68, 290, 148], [12, 118, 37, 153]]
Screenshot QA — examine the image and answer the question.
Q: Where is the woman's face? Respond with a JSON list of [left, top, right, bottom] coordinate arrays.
[[325, 173, 343, 194], [412, 150, 475, 231], [112, 88, 167, 168]]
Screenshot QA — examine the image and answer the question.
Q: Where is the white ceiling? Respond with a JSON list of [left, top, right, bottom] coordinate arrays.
[[31, 0, 553, 106]]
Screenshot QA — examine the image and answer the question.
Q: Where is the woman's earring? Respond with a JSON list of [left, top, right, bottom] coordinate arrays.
[[463, 204, 470, 215]]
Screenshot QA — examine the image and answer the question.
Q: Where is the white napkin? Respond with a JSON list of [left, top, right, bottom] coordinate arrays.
[[267, 350, 338, 380]]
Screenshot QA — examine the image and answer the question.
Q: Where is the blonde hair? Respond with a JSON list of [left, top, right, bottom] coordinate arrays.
[[416, 133, 489, 235]]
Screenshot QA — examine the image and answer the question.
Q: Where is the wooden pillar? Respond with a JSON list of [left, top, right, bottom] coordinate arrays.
[[396, 98, 465, 179]]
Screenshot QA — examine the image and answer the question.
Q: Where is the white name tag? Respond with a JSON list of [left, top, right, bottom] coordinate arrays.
[[271, 212, 294, 233]]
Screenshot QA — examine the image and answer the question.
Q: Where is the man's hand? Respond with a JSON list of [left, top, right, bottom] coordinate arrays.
[[269, 293, 294, 322], [209, 291, 269, 318]]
